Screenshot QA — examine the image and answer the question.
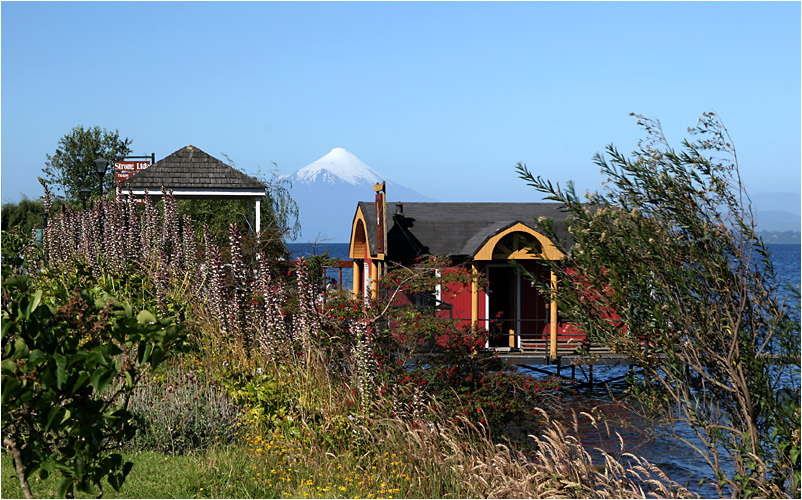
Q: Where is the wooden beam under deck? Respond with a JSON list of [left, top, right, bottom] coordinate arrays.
[[411, 346, 641, 368], [492, 348, 788, 367], [493, 348, 640, 367]]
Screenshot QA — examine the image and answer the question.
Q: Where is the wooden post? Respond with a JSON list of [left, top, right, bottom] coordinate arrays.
[[353, 261, 361, 296], [371, 261, 378, 299], [550, 270, 558, 359], [255, 198, 261, 234], [471, 263, 479, 330]]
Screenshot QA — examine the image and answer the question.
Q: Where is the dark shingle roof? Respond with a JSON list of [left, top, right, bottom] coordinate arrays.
[[121, 145, 265, 192], [356, 201, 575, 260]]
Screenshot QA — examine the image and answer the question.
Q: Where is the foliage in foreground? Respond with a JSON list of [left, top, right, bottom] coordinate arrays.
[[2, 172, 702, 499], [518, 112, 801, 498], [1, 265, 183, 498]]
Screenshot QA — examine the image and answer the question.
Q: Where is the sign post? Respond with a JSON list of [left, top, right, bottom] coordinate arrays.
[[115, 154, 155, 204]]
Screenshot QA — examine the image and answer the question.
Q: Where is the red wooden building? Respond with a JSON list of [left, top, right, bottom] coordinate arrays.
[[348, 184, 585, 358]]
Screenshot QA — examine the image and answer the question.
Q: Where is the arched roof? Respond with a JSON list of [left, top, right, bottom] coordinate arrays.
[[472, 221, 563, 260], [349, 205, 372, 259]]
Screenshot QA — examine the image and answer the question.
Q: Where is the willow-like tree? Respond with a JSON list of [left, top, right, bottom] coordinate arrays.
[[175, 161, 300, 252], [1, 196, 46, 236], [518, 112, 800, 498]]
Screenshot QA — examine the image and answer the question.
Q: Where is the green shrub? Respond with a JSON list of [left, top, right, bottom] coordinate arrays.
[[1, 272, 183, 498], [126, 362, 242, 454]]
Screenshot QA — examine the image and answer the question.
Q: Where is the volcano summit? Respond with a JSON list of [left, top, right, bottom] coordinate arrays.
[[283, 148, 432, 242]]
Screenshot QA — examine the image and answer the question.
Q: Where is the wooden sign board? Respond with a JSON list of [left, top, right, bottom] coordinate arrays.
[[114, 160, 151, 182]]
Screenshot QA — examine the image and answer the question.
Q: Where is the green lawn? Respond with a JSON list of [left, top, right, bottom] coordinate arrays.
[[2, 441, 418, 499], [1, 448, 249, 499]]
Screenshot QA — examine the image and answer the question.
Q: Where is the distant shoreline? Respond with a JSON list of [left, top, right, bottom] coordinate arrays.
[[757, 231, 801, 244]]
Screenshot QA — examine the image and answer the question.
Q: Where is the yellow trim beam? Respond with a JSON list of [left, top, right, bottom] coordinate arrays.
[[370, 261, 379, 299], [473, 222, 563, 261], [353, 261, 361, 296]]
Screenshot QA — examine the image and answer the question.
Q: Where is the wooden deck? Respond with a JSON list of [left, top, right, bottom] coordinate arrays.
[[487, 343, 641, 386], [410, 340, 644, 386], [488, 343, 790, 387], [484, 336, 640, 367]]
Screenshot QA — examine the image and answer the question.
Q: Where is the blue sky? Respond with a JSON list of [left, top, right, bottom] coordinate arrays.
[[2, 1, 800, 210]]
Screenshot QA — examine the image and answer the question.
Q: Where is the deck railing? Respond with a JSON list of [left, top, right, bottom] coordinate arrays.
[[468, 317, 587, 352]]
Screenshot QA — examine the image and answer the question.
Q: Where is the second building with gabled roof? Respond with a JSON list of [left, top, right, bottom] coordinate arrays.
[[348, 183, 584, 358]]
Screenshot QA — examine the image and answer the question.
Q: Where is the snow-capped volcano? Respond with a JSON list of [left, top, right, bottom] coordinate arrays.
[[290, 147, 383, 185], [283, 148, 433, 242]]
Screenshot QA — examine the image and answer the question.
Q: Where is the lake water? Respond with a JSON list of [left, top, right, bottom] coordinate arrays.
[[291, 242, 800, 496], [289, 242, 353, 289]]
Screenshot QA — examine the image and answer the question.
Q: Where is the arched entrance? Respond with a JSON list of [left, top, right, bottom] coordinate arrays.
[[472, 223, 562, 351]]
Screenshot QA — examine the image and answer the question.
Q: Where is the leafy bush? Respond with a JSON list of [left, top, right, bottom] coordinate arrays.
[[1, 271, 183, 498]]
